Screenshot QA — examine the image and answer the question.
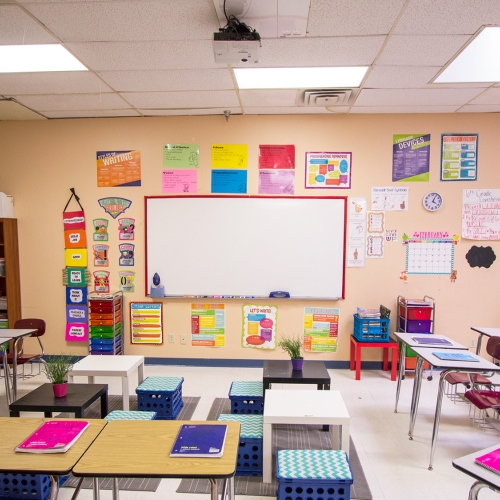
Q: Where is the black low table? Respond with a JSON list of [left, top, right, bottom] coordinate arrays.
[[9, 383, 108, 418], [263, 360, 331, 392]]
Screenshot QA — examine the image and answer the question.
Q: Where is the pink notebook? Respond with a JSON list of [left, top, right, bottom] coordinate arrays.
[[15, 420, 90, 454], [475, 448, 500, 474]]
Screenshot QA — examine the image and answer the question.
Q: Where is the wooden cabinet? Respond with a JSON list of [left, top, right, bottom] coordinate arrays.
[[0, 218, 21, 328]]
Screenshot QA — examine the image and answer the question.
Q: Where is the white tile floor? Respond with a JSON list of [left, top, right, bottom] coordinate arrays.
[[2, 363, 500, 500]]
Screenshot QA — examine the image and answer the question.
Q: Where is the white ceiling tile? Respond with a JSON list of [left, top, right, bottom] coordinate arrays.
[[12, 92, 130, 111], [0, 72, 112, 95], [468, 87, 500, 104], [239, 89, 297, 106], [457, 104, 500, 112], [0, 5, 58, 44], [139, 107, 243, 116], [42, 109, 142, 118], [97, 69, 235, 92], [122, 90, 240, 109], [307, 0, 407, 36], [355, 88, 483, 106], [377, 35, 471, 66], [22, 0, 217, 42], [350, 105, 462, 113], [243, 106, 334, 114]]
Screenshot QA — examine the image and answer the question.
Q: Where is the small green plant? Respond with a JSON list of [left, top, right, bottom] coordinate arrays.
[[42, 354, 75, 384], [276, 334, 303, 360]]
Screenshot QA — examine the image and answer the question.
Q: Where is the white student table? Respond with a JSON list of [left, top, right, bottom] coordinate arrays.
[[262, 389, 350, 484], [408, 347, 500, 471], [392, 331, 467, 413], [471, 327, 500, 355], [68, 355, 144, 411]]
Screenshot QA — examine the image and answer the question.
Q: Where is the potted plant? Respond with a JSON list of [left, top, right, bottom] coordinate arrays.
[[276, 334, 304, 371], [42, 354, 75, 397]]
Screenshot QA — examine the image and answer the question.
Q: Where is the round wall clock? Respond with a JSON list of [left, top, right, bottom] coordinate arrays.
[[423, 192, 443, 211]]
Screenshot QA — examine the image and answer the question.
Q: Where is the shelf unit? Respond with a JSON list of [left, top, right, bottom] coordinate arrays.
[[0, 218, 21, 329], [88, 291, 123, 355]]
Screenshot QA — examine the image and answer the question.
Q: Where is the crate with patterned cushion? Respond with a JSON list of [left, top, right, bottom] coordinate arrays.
[[105, 410, 157, 421], [228, 381, 264, 414], [136, 376, 184, 419]]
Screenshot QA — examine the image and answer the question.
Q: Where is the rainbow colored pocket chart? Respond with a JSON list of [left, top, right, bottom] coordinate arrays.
[[242, 305, 277, 349]]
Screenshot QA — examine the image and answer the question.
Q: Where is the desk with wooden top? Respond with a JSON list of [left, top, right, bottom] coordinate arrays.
[[72, 419, 240, 500], [0, 417, 107, 500]]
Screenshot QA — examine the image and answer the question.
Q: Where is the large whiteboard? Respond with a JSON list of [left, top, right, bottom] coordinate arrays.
[[145, 196, 346, 299]]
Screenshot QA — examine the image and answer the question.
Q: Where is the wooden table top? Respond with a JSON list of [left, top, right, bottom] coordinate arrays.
[[73, 420, 240, 479], [0, 418, 107, 475]]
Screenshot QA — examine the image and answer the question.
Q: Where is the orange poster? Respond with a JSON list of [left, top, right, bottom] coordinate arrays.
[[97, 150, 141, 187]]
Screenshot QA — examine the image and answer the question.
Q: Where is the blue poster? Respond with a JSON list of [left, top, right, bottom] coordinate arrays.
[[392, 134, 431, 182], [211, 169, 247, 194]]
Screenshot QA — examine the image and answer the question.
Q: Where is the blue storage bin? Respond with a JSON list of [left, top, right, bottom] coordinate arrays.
[[229, 381, 264, 414], [0, 473, 68, 500], [136, 376, 184, 419], [353, 314, 390, 342]]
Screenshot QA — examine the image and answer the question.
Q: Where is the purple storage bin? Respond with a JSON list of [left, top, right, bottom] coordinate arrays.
[[399, 317, 432, 333]]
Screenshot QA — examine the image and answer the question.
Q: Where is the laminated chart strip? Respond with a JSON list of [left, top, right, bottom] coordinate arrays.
[[130, 302, 163, 344]]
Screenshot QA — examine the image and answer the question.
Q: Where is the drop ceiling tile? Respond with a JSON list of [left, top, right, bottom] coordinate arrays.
[[350, 105, 462, 113], [243, 106, 334, 114], [468, 87, 500, 104], [307, 0, 407, 36], [97, 69, 235, 92], [21, 0, 217, 42], [0, 5, 58, 44], [12, 92, 130, 111], [355, 88, 483, 106], [139, 107, 243, 116], [122, 90, 240, 108], [377, 34, 471, 66], [394, 0, 500, 35], [457, 104, 500, 112], [66, 41, 220, 71], [0, 72, 112, 95], [43, 109, 142, 118], [239, 89, 298, 107]]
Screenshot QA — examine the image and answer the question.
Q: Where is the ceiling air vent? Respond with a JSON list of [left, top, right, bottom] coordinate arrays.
[[297, 89, 356, 107]]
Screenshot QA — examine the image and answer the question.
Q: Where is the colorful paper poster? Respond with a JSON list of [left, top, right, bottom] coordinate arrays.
[[385, 229, 398, 242], [98, 198, 132, 219], [347, 197, 367, 268], [392, 134, 430, 182], [119, 244, 134, 266], [258, 170, 295, 195], [63, 211, 85, 231], [163, 144, 199, 168], [92, 245, 109, 266], [93, 271, 110, 293], [258, 145, 295, 169], [211, 169, 247, 194], [462, 189, 500, 240], [93, 219, 109, 241], [191, 303, 225, 347], [305, 152, 351, 188], [118, 218, 135, 240], [119, 271, 135, 293], [66, 287, 88, 305], [371, 187, 408, 211], [441, 134, 478, 181], [64, 229, 86, 249], [367, 212, 384, 233], [64, 268, 89, 287], [162, 169, 198, 193], [303, 307, 339, 353], [212, 144, 248, 169], [130, 302, 163, 344], [242, 304, 277, 349], [65, 322, 88, 342], [65, 248, 88, 268], [96, 150, 141, 187], [366, 235, 384, 258], [66, 305, 88, 323]]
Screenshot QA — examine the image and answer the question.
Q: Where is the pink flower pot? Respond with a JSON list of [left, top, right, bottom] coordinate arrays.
[[53, 383, 67, 397]]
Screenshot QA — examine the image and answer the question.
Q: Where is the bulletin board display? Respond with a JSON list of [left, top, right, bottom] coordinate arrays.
[[145, 196, 347, 300]]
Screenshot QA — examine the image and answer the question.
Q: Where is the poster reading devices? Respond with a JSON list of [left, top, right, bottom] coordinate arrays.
[[130, 302, 163, 344], [441, 134, 478, 181], [392, 134, 430, 182], [191, 303, 226, 347], [242, 304, 277, 349], [303, 307, 339, 353], [462, 189, 500, 240], [96, 151, 141, 187], [305, 152, 352, 188]]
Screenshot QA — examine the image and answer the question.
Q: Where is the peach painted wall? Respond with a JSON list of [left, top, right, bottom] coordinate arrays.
[[0, 113, 498, 362]]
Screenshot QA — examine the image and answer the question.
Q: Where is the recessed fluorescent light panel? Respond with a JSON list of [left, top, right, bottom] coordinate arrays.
[[434, 26, 500, 83], [0, 44, 87, 73], [234, 66, 368, 89]]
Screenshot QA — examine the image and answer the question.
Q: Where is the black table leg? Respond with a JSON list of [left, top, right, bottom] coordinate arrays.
[[101, 392, 108, 417]]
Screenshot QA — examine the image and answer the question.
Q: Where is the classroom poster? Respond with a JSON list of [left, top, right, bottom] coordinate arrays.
[[92, 245, 109, 266], [258, 170, 295, 195], [242, 304, 277, 349], [305, 152, 352, 188], [130, 302, 163, 344], [347, 197, 366, 267], [93, 271, 110, 293], [392, 134, 430, 182], [191, 303, 225, 347], [211, 169, 247, 193], [371, 187, 408, 211], [96, 150, 141, 187], [163, 143, 199, 168], [462, 189, 500, 240], [118, 218, 135, 240], [441, 134, 478, 181], [366, 211, 385, 258], [211, 144, 248, 169], [119, 271, 135, 293], [303, 307, 339, 352], [93, 219, 109, 241], [162, 169, 198, 193], [258, 145, 295, 169]]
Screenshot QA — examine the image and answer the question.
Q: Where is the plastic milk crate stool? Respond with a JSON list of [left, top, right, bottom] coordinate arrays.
[[135, 376, 184, 420], [0, 474, 69, 500], [276, 449, 353, 500], [217, 414, 263, 476], [229, 381, 264, 414]]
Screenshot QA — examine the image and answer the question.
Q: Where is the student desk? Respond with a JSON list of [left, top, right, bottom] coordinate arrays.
[[392, 331, 467, 413], [349, 335, 398, 381], [0, 417, 107, 500], [452, 444, 500, 500], [72, 419, 240, 500], [471, 327, 500, 355], [408, 347, 500, 471]]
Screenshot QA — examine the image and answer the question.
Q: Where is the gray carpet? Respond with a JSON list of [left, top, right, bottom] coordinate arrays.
[[176, 398, 373, 500], [62, 395, 200, 492]]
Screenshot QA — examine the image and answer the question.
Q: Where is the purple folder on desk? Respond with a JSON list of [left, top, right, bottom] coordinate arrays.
[[412, 337, 452, 346], [432, 351, 479, 362]]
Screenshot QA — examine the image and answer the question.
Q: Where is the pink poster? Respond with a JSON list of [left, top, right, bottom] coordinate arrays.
[[65, 322, 88, 342], [258, 170, 295, 195], [162, 169, 198, 193], [259, 145, 295, 169]]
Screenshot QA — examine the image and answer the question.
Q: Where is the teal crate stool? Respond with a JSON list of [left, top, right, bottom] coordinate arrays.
[[276, 449, 353, 500], [105, 410, 157, 421], [229, 381, 263, 414], [217, 414, 263, 476], [136, 376, 184, 420]]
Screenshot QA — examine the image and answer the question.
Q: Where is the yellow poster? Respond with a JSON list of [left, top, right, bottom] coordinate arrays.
[[212, 144, 248, 169]]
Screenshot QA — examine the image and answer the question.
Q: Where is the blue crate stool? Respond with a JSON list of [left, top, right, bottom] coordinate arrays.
[[229, 381, 263, 414], [135, 376, 184, 420], [105, 410, 157, 421], [217, 414, 263, 476], [276, 449, 353, 500], [0, 473, 69, 500]]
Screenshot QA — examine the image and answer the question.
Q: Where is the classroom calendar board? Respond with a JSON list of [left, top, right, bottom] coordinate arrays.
[[145, 196, 347, 300]]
